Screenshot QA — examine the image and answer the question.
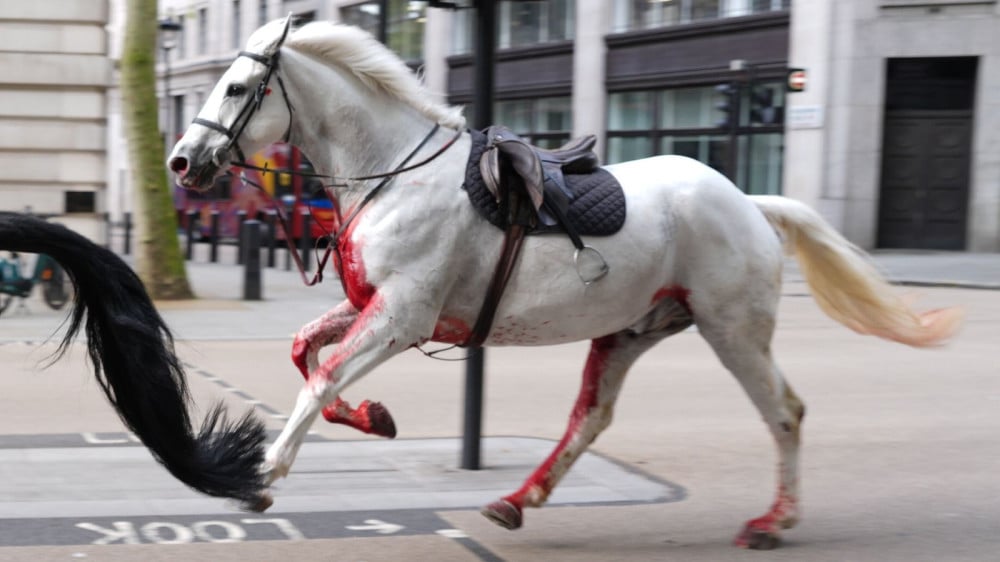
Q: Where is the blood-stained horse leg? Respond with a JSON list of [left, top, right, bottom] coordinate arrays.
[[251, 293, 424, 509], [482, 328, 671, 530], [290, 299, 396, 438], [697, 310, 804, 550]]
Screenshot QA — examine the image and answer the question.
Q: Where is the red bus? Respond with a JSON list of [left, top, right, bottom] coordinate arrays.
[[174, 143, 336, 242]]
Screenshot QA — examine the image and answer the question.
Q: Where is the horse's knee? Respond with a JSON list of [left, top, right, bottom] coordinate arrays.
[[783, 384, 805, 427], [291, 334, 311, 379]]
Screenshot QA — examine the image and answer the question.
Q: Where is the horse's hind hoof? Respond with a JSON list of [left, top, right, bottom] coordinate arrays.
[[366, 401, 397, 439], [481, 499, 522, 530], [734, 527, 781, 550]]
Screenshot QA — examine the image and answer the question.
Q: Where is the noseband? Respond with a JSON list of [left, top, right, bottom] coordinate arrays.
[[191, 49, 294, 163]]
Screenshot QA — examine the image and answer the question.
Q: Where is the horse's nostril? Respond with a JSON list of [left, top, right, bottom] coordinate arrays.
[[169, 156, 189, 174]]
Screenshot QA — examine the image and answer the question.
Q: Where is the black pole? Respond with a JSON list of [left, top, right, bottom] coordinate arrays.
[[236, 210, 248, 265], [209, 210, 220, 263], [123, 212, 132, 255], [461, 0, 496, 472], [184, 209, 196, 260], [266, 210, 277, 268], [299, 211, 313, 271], [242, 220, 263, 301], [377, 0, 389, 44]]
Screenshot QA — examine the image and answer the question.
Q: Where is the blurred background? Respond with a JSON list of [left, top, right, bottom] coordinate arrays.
[[1, 0, 998, 250]]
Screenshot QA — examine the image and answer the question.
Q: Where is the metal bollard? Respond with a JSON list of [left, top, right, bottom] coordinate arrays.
[[236, 210, 248, 265], [299, 211, 312, 271], [185, 209, 197, 261], [209, 211, 220, 263], [123, 212, 133, 255], [265, 210, 277, 268], [241, 220, 262, 301]]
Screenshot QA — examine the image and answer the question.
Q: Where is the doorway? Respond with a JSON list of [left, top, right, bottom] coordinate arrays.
[[877, 57, 976, 250]]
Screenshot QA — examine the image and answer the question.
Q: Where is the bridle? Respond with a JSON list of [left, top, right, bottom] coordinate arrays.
[[183, 18, 465, 290], [191, 48, 293, 164]]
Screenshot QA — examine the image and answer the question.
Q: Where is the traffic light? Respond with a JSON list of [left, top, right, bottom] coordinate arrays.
[[714, 83, 740, 130], [715, 83, 739, 129], [749, 84, 782, 125]]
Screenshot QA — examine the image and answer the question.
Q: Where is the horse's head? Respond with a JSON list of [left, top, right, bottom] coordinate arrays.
[[168, 17, 295, 191]]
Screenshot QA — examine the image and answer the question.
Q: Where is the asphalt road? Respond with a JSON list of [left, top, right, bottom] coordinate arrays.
[[0, 279, 997, 561]]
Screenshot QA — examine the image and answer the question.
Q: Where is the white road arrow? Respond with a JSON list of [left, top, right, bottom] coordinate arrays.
[[345, 519, 404, 535]]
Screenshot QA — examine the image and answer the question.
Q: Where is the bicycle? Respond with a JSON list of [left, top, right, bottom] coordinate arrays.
[[0, 252, 72, 317]]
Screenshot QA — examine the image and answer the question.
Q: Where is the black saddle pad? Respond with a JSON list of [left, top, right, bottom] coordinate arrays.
[[461, 128, 626, 237]]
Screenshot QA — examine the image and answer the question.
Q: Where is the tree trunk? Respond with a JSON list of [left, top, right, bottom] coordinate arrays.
[[120, 0, 194, 299]]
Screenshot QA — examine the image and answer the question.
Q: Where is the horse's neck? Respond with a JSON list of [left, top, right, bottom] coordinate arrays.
[[284, 53, 437, 210]]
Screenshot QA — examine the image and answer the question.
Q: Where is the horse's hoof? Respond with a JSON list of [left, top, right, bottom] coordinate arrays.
[[734, 526, 782, 550], [481, 499, 522, 530], [366, 401, 397, 439], [241, 492, 273, 513]]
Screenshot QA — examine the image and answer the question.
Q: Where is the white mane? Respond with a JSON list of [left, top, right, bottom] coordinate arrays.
[[249, 20, 465, 129]]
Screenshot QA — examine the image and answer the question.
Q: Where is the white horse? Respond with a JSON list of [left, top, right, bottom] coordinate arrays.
[[167, 19, 962, 549]]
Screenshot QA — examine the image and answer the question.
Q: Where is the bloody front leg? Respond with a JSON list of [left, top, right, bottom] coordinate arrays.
[[291, 299, 396, 438]]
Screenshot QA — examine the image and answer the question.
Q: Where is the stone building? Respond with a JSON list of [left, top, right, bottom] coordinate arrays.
[[0, 2, 111, 240]]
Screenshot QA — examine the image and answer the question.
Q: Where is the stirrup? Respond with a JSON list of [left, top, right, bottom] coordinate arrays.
[[574, 245, 609, 286]]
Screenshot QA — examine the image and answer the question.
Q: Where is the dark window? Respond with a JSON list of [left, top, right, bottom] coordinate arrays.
[[885, 57, 978, 111], [65, 191, 96, 213]]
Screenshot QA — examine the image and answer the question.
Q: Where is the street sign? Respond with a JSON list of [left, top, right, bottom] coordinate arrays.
[[787, 68, 807, 92]]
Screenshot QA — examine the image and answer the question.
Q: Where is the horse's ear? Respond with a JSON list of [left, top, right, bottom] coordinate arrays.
[[264, 13, 294, 56]]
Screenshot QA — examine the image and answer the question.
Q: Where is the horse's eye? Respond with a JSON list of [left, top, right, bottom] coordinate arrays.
[[226, 83, 248, 97]]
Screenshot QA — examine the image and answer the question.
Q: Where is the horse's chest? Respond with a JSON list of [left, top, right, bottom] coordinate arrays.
[[334, 226, 376, 311]]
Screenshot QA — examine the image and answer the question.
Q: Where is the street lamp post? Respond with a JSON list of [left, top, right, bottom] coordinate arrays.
[[158, 18, 183, 144]]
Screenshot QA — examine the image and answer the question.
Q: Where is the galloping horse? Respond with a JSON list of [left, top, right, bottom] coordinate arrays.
[[7, 17, 959, 550]]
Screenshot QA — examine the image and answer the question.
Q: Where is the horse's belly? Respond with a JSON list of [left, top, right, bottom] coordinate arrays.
[[482, 238, 677, 346]]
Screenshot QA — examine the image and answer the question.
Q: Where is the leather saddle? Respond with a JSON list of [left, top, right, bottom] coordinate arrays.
[[479, 125, 600, 227], [464, 126, 612, 348]]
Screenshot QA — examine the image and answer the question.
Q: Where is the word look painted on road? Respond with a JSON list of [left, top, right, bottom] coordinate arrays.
[[76, 518, 304, 545]]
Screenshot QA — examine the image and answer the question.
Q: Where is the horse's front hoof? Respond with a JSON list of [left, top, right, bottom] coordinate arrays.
[[241, 491, 274, 513], [365, 401, 397, 439], [481, 499, 522, 530], [734, 525, 782, 550]]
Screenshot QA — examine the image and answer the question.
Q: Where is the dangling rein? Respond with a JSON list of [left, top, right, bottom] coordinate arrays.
[[235, 125, 463, 287]]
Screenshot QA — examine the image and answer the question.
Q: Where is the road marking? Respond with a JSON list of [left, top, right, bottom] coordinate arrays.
[[345, 519, 405, 535]]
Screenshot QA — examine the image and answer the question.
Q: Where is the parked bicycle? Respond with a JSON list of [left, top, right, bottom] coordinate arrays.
[[0, 252, 72, 316]]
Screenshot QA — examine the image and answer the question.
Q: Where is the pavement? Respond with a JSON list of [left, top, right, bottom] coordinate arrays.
[[0, 244, 997, 560]]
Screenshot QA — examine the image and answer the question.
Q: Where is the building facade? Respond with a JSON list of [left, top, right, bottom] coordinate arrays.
[[127, 0, 999, 251], [0, 2, 111, 240], [784, 0, 1000, 251]]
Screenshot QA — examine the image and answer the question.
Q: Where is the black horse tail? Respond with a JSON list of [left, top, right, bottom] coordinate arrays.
[[0, 212, 266, 504]]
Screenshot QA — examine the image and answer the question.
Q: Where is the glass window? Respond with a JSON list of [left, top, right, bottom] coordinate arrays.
[[197, 8, 208, 55], [177, 14, 186, 59], [233, 0, 241, 49], [613, 0, 789, 32], [536, 97, 572, 133], [607, 83, 785, 194], [495, 100, 533, 133], [505, 1, 542, 48], [608, 136, 653, 164], [608, 92, 654, 130], [341, 1, 427, 62], [492, 96, 572, 146], [454, 0, 573, 54], [659, 87, 717, 129]]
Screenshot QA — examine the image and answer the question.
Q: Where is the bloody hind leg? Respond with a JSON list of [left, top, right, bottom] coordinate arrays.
[[482, 329, 669, 530], [291, 300, 396, 438], [697, 311, 805, 550]]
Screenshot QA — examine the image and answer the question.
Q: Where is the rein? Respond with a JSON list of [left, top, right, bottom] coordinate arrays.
[[237, 124, 463, 287]]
